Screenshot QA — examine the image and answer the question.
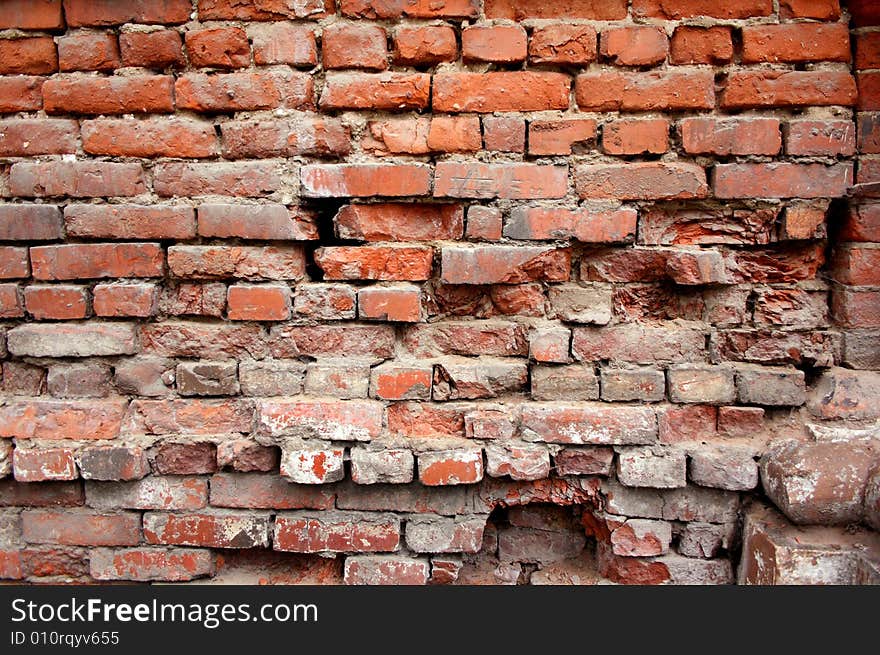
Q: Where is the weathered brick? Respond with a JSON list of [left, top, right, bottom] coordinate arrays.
[[22, 509, 140, 546], [531, 365, 600, 402], [324, 23, 387, 70], [575, 163, 707, 200], [210, 473, 334, 510], [22, 285, 88, 321], [304, 360, 370, 399], [576, 71, 714, 112], [168, 246, 304, 281], [336, 204, 463, 242], [128, 400, 254, 436], [320, 73, 429, 111], [316, 246, 433, 281], [736, 366, 806, 407], [689, 444, 759, 491], [199, 0, 332, 20], [668, 365, 735, 404], [359, 286, 423, 322], [43, 75, 174, 114], [435, 163, 568, 200], [344, 555, 429, 585], [393, 25, 457, 65], [46, 363, 111, 398], [144, 511, 269, 548], [302, 164, 431, 198], [78, 446, 149, 482], [259, 400, 382, 441], [141, 322, 267, 359], [119, 30, 184, 68], [269, 324, 395, 360], [275, 511, 400, 553], [600, 368, 665, 402], [617, 446, 687, 489], [406, 516, 485, 553], [176, 71, 313, 112], [280, 447, 346, 485], [86, 477, 207, 511], [0, 399, 127, 440], [419, 450, 483, 486], [433, 72, 570, 113], [555, 447, 614, 476], [441, 246, 569, 285], [90, 548, 214, 582], [11, 162, 145, 198], [13, 448, 77, 482], [721, 71, 857, 109], [227, 285, 291, 321]]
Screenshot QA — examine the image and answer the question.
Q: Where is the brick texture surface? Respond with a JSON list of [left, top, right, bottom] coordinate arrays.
[[0, 0, 876, 588]]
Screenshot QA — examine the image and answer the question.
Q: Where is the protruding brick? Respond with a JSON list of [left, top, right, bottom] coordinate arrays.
[[736, 367, 806, 407], [351, 449, 414, 485], [22, 509, 140, 546], [86, 477, 207, 511], [90, 548, 214, 582], [274, 511, 400, 553], [14, 448, 77, 482], [280, 447, 346, 485], [419, 451, 484, 486], [617, 446, 687, 489], [78, 446, 149, 482], [441, 246, 569, 285], [144, 511, 269, 549], [344, 555, 429, 586]]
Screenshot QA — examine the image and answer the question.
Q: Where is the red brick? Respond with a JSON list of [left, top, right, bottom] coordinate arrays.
[[292, 283, 356, 320], [222, 117, 350, 159], [1, 361, 45, 395], [58, 32, 119, 71], [0, 76, 44, 113], [324, 23, 387, 70], [576, 163, 707, 200], [462, 25, 527, 63], [198, 0, 332, 20], [0, 0, 64, 29], [0, 480, 83, 509], [742, 24, 850, 64], [780, 0, 840, 19], [576, 71, 714, 112], [159, 284, 227, 318], [404, 321, 528, 358], [302, 164, 431, 198], [128, 400, 254, 435], [119, 30, 184, 69], [43, 75, 174, 114], [831, 246, 880, 286], [717, 406, 764, 439], [841, 204, 880, 242], [859, 114, 880, 153], [23, 285, 87, 320], [371, 364, 433, 401], [315, 245, 433, 281], [670, 26, 733, 65], [320, 73, 430, 111], [434, 72, 570, 113], [91, 548, 215, 582], [406, 515, 486, 552], [386, 402, 465, 438], [440, 246, 569, 285], [217, 441, 279, 473], [185, 27, 250, 69], [785, 120, 855, 157], [335, 203, 462, 242], [680, 117, 781, 156], [632, 0, 772, 18], [248, 23, 316, 66], [856, 33, 880, 70], [82, 118, 217, 158], [359, 286, 422, 322], [393, 25, 457, 65], [155, 442, 217, 474], [30, 243, 162, 280], [528, 119, 597, 156], [154, 162, 281, 198], [11, 162, 145, 199], [419, 450, 483, 486], [274, 512, 400, 553], [504, 207, 636, 243], [144, 512, 269, 548], [780, 204, 827, 241], [22, 509, 140, 546], [363, 118, 430, 155], [603, 119, 668, 155], [93, 283, 157, 318], [485, 0, 626, 19], [268, 324, 394, 359], [65, 204, 195, 240], [65, 0, 191, 25], [13, 448, 76, 482], [659, 405, 718, 444], [466, 206, 503, 241], [521, 404, 656, 445], [573, 324, 705, 364], [227, 285, 291, 321], [344, 554, 429, 585], [176, 71, 312, 112], [340, 0, 475, 18], [427, 116, 482, 153], [0, 551, 22, 580], [483, 116, 525, 152], [0, 119, 77, 156], [280, 447, 346, 485], [554, 447, 614, 476], [600, 26, 668, 67], [0, 247, 29, 279], [713, 163, 852, 199], [435, 163, 567, 199], [210, 472, 335, 509], [721, 71, 857, 109], [78, 446, 150, 481], [0, 37, 56, 74], [529, 24, 596, 65], [0, 284, 22, 318], [831, 287, 880, 328], [198, 204, 316, 241]]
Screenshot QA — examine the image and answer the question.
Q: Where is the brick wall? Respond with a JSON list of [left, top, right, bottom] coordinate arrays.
[[0, 0, 878, 585]]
